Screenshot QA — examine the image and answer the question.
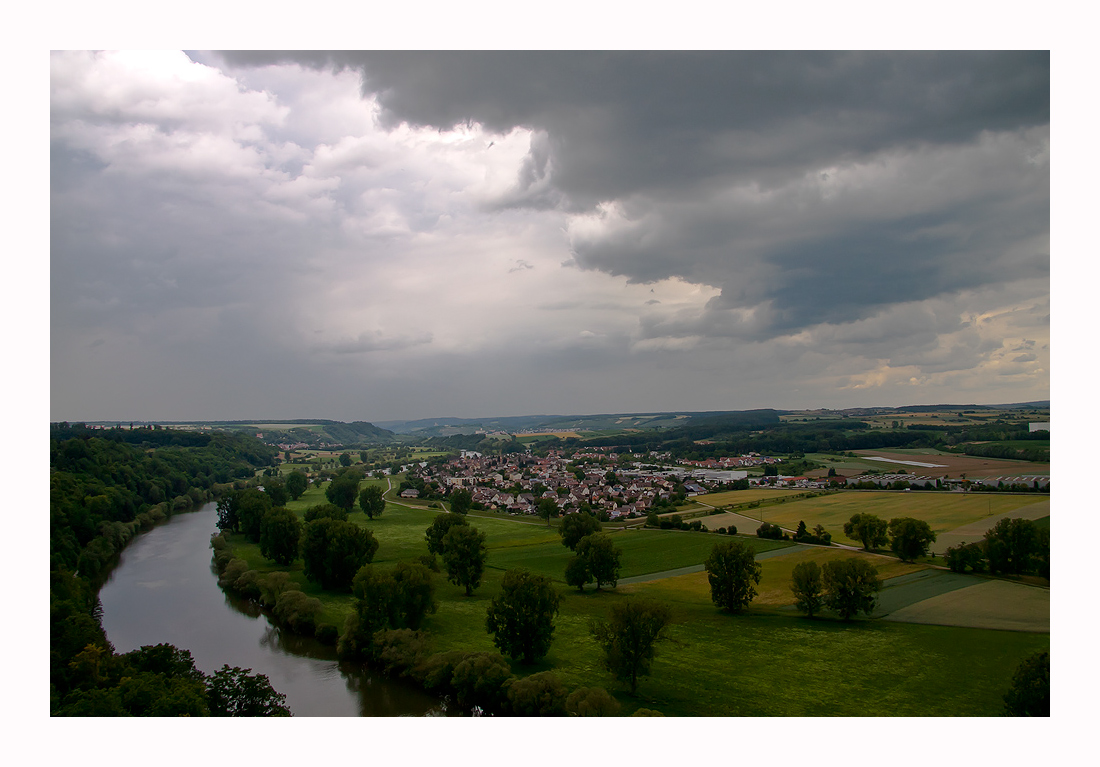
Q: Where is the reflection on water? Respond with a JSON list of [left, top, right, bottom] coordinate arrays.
[[98, 502, 444, 717]]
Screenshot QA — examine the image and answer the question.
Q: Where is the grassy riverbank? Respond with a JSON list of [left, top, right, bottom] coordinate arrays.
[[219, 483, 1048, 716]]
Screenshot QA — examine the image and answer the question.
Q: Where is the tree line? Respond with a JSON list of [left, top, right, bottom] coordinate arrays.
[[50, 426, 288, 716]]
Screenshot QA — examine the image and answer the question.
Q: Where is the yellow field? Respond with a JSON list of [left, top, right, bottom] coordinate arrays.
[[751, 492, 1043, 542]]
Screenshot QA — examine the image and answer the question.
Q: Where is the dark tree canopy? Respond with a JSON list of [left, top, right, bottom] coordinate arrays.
[[236, 488, 274, 543], [822, 558, 881, 620], [705, 539, 762, 613], [340, 562, 437, 659], [425, 512, 469, 556], [790, 560, 824, 618], [441, 524, 488, 596], [843, 513, 888, 550], [358, 484, 386, 519], [1003, 651, 1049, 716], [591, 599, 671, 694], [505, 671, 569, 716], [984, 517, 1047, 576], [485, 569, 561, 663], [304, 503, 348, 523], [301, 518, 379, 592], [325, 471, 362, 510], [206, 665, 291, 716], [559, 512, 602, 551], [259, 506, 301, 566], [888, 517, 936, 562], [565, 554, 593, 591], [285, 469, 308, 500], [264, 478, 289, 508], [449, 487, 473, 515], [575, 532, 622, 591], [537, 497, 559, 526]]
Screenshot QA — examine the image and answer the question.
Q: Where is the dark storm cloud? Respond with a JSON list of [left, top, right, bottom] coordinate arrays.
[[213, 51, 1049, 343], [215, 51, 1047, 200]]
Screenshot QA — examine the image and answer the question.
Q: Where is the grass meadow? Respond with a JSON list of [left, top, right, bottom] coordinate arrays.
[[219, 478, 1049, 716]]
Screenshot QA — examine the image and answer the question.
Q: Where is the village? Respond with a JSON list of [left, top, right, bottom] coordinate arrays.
[[393, 448, 793, 520]]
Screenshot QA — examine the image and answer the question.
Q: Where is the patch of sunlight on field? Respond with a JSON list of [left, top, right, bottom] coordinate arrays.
[[752, 492, 1043, 541]]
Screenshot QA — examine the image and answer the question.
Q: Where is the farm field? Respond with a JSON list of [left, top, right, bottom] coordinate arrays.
[[882, 579, 1049, 632], [219, 481, 1049, 716], [698, 488, 811, 506], [852, 449, 1049, 478], [748, 491, 1045, 541]]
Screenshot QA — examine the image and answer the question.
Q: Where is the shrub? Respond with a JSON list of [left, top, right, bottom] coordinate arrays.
[[314, 623, 339, 646], [506, 671, 569, 716], [565, 686, 621, 717], [756, 522, 783, 539], [372, 629, 432, 677], [632, 708, 665, 716], [450, 652, 514, 713], [273, 590, 322, 635]]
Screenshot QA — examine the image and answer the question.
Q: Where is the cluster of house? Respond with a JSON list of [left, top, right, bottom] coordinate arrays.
[[677, 453, 780, 470], [401, 450, 723, 519]]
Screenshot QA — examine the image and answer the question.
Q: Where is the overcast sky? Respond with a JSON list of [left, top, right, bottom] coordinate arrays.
[[50, 50, 1050, 422]]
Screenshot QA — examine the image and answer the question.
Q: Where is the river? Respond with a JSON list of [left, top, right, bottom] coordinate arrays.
[[97, 502, 443, 716]]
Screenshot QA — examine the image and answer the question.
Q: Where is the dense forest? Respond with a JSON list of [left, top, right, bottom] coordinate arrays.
[[50, 424, 286, 715]]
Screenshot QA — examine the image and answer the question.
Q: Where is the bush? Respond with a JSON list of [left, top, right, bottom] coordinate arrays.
[[565, 686, 621, 717], [756, 522, 783, 540], [506, 671, 569, 716], [273, 590, 322, 635], [372, 629, 432, 677], [945, 542, 986, 573], [315, 623, 339, 646], [450, 652, 514, 713], [632, 708, 665, 716]]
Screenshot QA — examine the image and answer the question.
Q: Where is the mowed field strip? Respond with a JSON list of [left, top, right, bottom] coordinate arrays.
[[882, 580, 1049, 632]]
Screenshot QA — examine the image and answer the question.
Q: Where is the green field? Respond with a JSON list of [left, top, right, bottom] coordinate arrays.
[[219, 481, 1048, 716], [746, 491, 1044, 541]]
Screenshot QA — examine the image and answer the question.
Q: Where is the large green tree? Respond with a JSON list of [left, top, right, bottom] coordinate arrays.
[[485, 569, 561, 663], [441, 524, 488, 596], [984, 517, 1046, 576], [449, 487, 473, 515], [822, 558, 881, 620], [575, 532, 622, 591], [325, 471, 361, 511], [888, 517, 936, 562], [236, 488, 273, 543], [301, 518, 379, 592], [790, 560, 824, 618], [591, 599, 671, 694], [206, 665, 291, 716], [358, 484, 386, 519], [1003, 651, 1049, 716], [537, 497, 558, 527], [285, 470, 308, 501], [425, 512, 468, 556], [704, 539, 762, 613], [843, 513, 888, 550], [259, 507, 301, 566], [559, 512, 601, 550]]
